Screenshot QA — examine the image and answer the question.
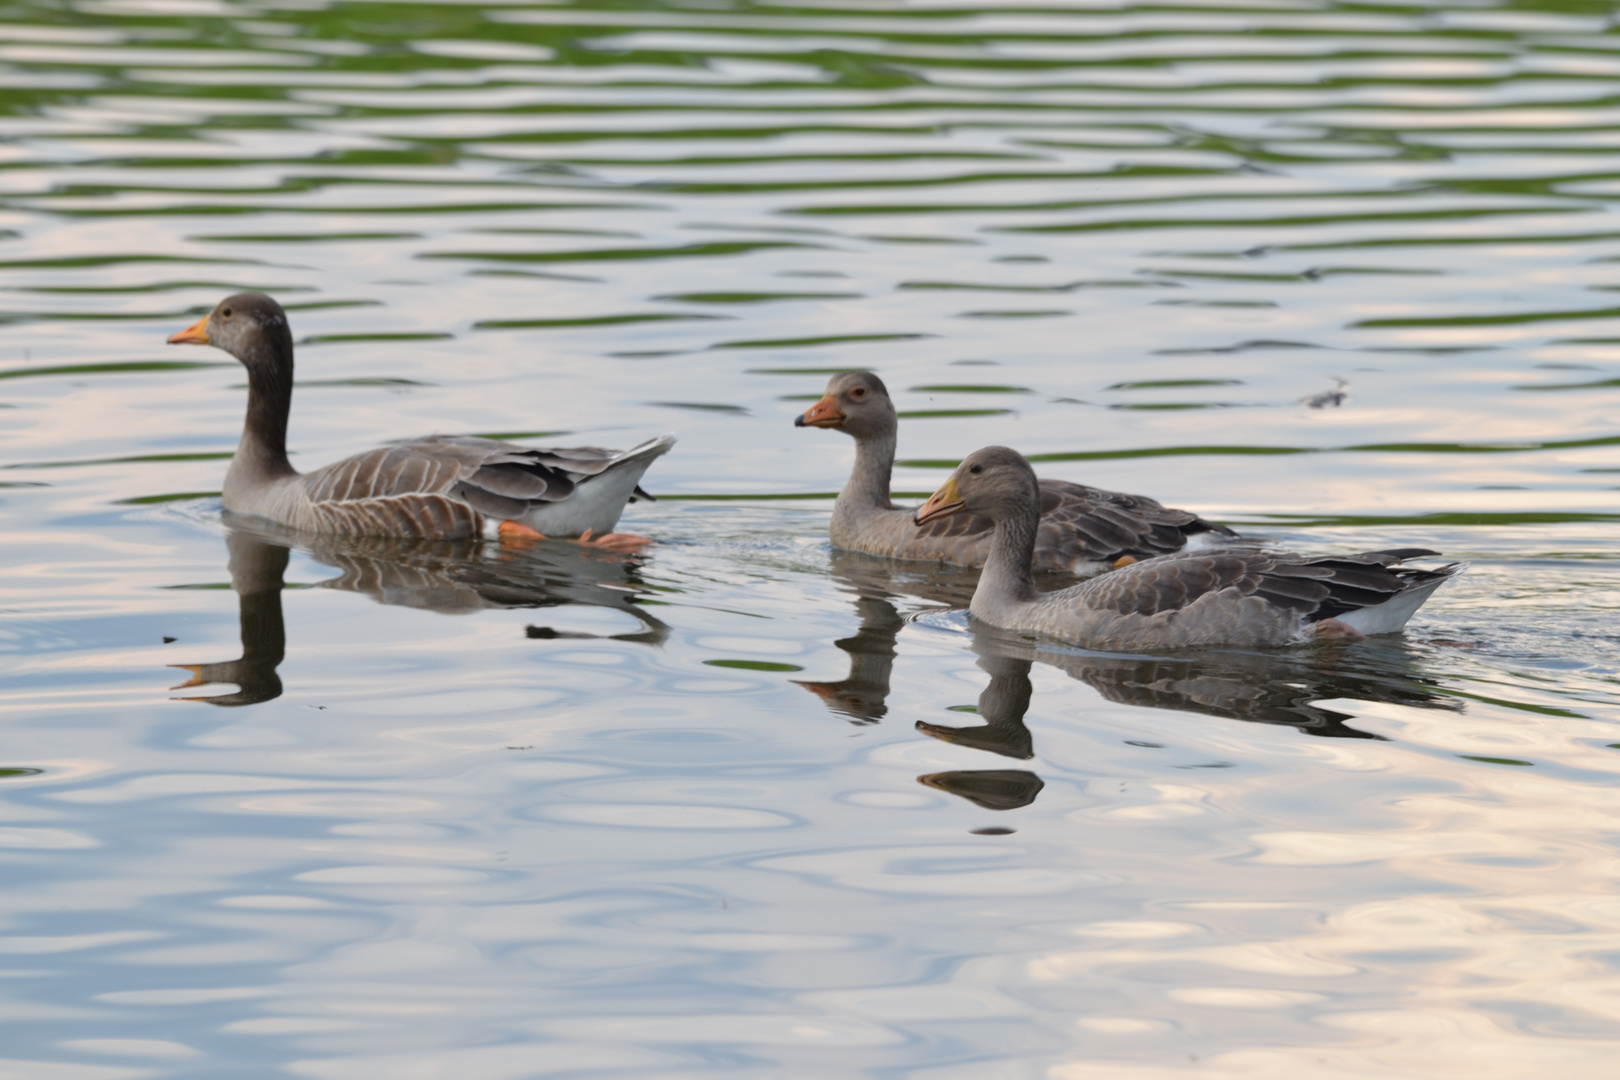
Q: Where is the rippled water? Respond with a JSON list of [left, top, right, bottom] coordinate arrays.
[[3, 0, 1619, 1074]]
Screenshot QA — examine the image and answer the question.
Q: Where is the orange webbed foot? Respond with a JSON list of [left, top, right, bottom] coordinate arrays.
[[498, 521, 547, 556], [577, 528, 654, 553], [1313, 618, 1366, 643], [501, 521, 653, 554], [499, 520, 547, 541]]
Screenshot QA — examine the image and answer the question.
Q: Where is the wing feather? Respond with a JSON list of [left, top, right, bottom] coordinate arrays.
[[288, 434, 669, 540], [1072, 548, 1450, 624], [907, 479, 1236, 570], [468, 462, 559, 500]]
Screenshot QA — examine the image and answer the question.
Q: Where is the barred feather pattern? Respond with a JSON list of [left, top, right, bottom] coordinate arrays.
[[303, 493, 484, 540], [246, 436, 641, 540]]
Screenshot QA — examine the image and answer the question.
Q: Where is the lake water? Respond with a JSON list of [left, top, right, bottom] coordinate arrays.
[[2, 0, 1619, 1075]]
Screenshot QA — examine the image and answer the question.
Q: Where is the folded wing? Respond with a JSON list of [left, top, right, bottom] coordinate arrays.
[[294, 434, 671, 539]]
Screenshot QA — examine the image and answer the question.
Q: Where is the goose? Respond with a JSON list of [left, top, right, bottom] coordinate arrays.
[[167, 293, 674, 549], [795, 371, 1236, 573], [914, 446, 1463, 650]]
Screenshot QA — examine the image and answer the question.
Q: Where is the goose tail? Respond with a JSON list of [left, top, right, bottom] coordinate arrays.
[[517, 433, 677, 536], [613, 432, 678, 468], [1336, 556, 1467, 636]]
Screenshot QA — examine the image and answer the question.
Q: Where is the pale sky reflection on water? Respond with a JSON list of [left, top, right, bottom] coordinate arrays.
[[2, 0, 1620, 1074]]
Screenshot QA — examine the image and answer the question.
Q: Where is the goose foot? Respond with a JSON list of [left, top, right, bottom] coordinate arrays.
[[1313, 618, 1366, 643], [577, 528, 655, 553], [499, 520, 653, 553], [498, 520, 547, 542], [1112, 555, 1139, 569]]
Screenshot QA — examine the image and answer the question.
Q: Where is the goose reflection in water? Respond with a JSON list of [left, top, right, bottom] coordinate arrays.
[[794, 550, 980, 723], [916, 646, 1045, 812], [924, 631, 1466, 810], [800, 554, 1462, 812], [793, 592, 905, 724], [975, 627, 1462, 742], [796, 552, 1044, 808], [172, 525, 670, 706], [170, 530, 290, 706]]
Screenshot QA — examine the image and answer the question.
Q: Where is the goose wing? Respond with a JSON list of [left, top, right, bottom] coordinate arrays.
[[911, 479, 1236, 569], [1037, 481, 1238, 561], [294, 435, 652, 538], [1073, 547, 1454, 625]]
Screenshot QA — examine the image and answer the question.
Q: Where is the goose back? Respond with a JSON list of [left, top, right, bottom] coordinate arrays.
[[232, 434, 672, 540], [1005, 547, 1462, 649], [836, 479, 1235, 573]]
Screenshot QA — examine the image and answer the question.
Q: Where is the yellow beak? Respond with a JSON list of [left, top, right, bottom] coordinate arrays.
[[914, 475, 964, 525], [167, 663, 206, 689], [167, 314, 211, 345], [794, 394, 845, 428]]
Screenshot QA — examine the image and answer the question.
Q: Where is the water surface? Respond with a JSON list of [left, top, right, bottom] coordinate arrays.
[[2, 0, 1619, 1075]]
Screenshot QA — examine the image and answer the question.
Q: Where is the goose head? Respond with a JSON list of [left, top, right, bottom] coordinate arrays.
[[168, 292, 294, 374], [794, 370, 896, 439], [914, 445, 1039, 525]]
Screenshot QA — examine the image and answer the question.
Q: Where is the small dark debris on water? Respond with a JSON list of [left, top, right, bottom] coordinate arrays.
[[972, 827, 1016, 835], [505, 745, 533, 751], [1303, 376, 1349, 408], [162, 636, 176, 644], [1125, 740, 1164, 748]]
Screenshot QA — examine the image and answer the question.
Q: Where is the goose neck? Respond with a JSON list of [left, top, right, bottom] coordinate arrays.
[[975, 500, 1041, 613], [228, 354, 297, 495], [832, 429, 898, 535]]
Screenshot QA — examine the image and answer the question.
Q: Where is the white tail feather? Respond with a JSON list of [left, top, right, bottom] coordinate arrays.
[[519, 432, 677, 536], [1337, 563, 1466, 636]]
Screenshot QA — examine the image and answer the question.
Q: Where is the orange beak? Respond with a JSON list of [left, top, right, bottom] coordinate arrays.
[[914, 475, 964, 525], [167, 314, 211, 346], [794, 394, 845, 428]]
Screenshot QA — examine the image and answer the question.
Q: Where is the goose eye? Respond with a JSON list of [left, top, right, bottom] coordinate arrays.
[[969, 463, 982, 475], [851, 387, 866, 398], [221, 306, 232, 318]]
